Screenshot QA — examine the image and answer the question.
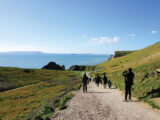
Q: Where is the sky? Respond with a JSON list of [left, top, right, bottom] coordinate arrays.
[[0, 0, 160, 54]]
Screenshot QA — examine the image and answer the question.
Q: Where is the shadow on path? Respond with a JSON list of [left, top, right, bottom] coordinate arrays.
[[123, 100, 140, 102]]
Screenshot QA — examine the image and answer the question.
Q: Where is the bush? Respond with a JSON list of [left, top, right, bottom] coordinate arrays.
[[23, 69, 34, 73]]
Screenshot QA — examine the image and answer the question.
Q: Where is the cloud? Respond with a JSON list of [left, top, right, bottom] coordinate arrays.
[[85, 36, 120, 46], [151, 30, 157, 34], [129, 33, 136, 37]]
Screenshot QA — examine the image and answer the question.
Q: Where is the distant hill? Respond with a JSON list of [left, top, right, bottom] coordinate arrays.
[[113, 50, 136, 58], [0, 51, 43, 55]]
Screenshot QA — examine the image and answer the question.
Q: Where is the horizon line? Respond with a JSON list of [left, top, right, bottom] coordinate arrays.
[[0, 51, 112, 55]]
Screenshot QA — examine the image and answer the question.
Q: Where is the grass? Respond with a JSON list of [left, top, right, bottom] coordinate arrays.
[[143, 99, 160, 109], [91, 41, 160, 109], [0, 68, 82, 120], [58, 93, 74, 110], [0, 67, 81, 91]]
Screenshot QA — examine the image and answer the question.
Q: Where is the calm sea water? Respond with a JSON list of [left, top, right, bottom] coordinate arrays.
[[0, 53, 109, 69]]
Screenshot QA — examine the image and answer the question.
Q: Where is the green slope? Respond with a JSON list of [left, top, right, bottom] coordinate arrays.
[[0, 67, 81, 92], [0, 68, 82, 120], [97, 41, 160, 73]]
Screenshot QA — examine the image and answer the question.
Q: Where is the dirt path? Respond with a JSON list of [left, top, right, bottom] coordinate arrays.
[[51, 82, 160, 120]]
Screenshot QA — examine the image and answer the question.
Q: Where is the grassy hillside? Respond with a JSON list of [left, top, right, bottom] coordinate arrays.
[[96, 41, 160, 73], [93, 41, 160, 109], [0, 68, 82, 120], [114, 50, 136, 58], [0, 67, 78, 92]]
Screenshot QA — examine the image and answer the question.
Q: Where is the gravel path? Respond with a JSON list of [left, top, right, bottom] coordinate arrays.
[[51, 82, 160, 120]]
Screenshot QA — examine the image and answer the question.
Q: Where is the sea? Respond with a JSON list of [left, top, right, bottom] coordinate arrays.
[[0, 52, 110, 69]]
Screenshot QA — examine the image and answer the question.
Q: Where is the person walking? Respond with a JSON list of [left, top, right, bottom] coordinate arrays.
[[95, 74, 101, 87], [102, 73, 108, 88], [82, 72, 88, 93], [89, 78, 92, 82], [108, 80, 112, 88], [122, 68, 134, 101]]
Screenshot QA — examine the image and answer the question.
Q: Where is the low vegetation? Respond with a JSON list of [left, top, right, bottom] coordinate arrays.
[[58, 93, 74, 110], [0, 68, 82, 120], [0, 67, 73, 92]]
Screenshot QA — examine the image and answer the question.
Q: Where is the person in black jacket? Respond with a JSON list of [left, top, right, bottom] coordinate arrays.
[[102, 73, 108, 88], [122, 68, 134, 101], [90, 78, 92, 82], [95, 74, 101, 87], [82, 72, 88, 93], [108, 80, 112, 88]]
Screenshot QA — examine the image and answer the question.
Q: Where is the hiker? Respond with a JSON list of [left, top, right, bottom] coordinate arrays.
[[89, 78, 92, 82], [95, 74, 101, 87], [102, 73, 108, 88], [122, 68, 134, 101], [108, 80, 112, 88], [82, 72, 88, 93], [100, 77, 103, 84]]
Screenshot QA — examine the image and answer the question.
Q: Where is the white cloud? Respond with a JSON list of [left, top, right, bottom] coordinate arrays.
[[85, 36, 120, 46], [151, 30, 157, 34], [129, 33, 136, 37]]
